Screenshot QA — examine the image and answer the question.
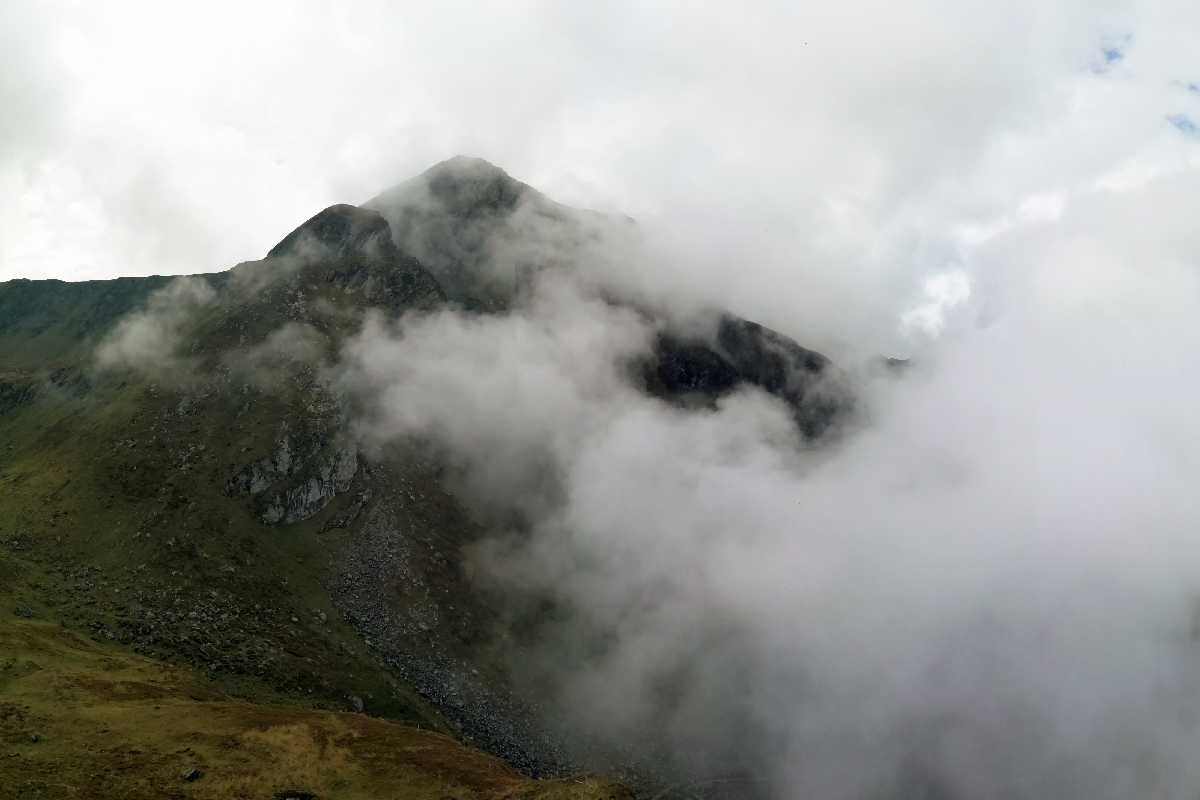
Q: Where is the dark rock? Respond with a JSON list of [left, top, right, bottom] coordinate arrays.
[[180, 767, 204, 781], [364, 155, 629, 310], [262, 443, 358, 524], [224, 437, 298, 497], [649, 336, 741, 399], [643, 314, 849, 438], [714, 315, 846, 438], [275, 789, 318, 800], [364, 157, 531, 307], [320, 485, 373, 533]]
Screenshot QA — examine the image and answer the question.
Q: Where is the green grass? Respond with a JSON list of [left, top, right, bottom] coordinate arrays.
[[0, 264, 470, 731], [0, 234, 624, 791], [0, 610, 630, 800]]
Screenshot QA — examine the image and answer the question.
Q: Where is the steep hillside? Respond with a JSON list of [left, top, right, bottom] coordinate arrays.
[[0, 157, 852, 791], [0, 584, 632, 800]]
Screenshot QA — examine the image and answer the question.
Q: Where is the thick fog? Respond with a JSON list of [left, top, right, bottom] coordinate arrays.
[[336, 177, 1200, 796], [6, 0, 1200, 797]]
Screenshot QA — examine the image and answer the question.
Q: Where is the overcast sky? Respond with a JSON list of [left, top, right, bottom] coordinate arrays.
[[2, 0, 1198, 354]]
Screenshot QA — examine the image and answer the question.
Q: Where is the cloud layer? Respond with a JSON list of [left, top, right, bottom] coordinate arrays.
[[6, 1, 1200, 797], [336, 185, 1200, 793], [2, 0, 1197, 355]]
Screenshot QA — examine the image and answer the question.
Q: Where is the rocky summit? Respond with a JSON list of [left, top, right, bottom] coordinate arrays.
[[0, 157, 851, 799]]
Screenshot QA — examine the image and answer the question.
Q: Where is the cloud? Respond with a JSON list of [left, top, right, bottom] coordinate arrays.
[[340, 274, 658, 522], [0, 0, 1195, 355], [901, 272, 972, 337], [336, 149, 1200, 795], [5, 1, 1200, 796], [0, 1, 63, 165], [222, 321, 329, 388], [94, 275, 216, 378]]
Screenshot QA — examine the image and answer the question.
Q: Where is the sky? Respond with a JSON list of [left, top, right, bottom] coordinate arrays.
[[3, 0, 1198, 356], [9, 2, 1200, 795]]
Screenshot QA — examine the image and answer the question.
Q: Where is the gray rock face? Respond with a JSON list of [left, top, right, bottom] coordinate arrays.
[[11, 598, 35, 618], [226, 433, 361, 526], [225, 437, 297, 497], [262, 443, 359, 524]]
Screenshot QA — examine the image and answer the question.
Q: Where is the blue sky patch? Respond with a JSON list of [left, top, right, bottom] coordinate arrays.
[[1168, 114, 1199, 137], [1092, 37, 1130, 73]]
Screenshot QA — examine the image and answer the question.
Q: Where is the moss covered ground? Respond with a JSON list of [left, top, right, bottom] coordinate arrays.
[[0, 603, 630, 800]]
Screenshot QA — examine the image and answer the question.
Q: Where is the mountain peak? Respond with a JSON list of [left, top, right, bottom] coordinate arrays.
[[266, 203, 394, 260], [362, 157, 547, 309], [370, 156, 532, 224], [429, 154, 513, 178]]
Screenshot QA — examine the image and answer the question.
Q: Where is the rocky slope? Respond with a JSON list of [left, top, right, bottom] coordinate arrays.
[[0, 598, 632, 800], [0, 157, 852, 794]]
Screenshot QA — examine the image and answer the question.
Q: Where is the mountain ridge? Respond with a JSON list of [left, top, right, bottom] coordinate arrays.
[[0, 157, 851, 795]]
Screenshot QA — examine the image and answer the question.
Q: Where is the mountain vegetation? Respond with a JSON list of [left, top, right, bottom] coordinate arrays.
[[0, 157, 850, 798]]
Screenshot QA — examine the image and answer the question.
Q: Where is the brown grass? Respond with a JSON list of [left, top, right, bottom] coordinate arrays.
[[0, 614, 632, 800]]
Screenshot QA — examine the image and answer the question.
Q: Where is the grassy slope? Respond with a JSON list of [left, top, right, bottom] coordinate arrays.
[[0, 348, 440, 719], [0, 269, 628, 797], [0, 222, 606, 789], [0, 186, 831, 789], [0, 591, 629, 800], [0, 250, 495, 719]]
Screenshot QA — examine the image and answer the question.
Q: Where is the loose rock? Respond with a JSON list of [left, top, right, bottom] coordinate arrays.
[[275, 789, 318, 800]]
